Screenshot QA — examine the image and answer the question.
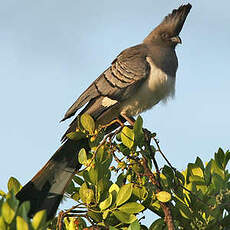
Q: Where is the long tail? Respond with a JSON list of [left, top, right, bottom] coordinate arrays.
[[16, 138, 89, 220]]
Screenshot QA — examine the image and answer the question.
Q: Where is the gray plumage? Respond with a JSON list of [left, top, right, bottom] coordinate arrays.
[[62, 3, 191, 135], [16, 4, 192, 221]]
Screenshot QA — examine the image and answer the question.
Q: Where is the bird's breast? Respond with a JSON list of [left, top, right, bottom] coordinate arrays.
[[120, 56, 175, 117]]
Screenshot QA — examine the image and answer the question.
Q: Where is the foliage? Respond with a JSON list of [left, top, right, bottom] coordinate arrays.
[[1, 115, 230, 229], [0, 177, 47, 230]]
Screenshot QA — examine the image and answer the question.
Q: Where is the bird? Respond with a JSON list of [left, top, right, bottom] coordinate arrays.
[[16, 3, 192, 221]]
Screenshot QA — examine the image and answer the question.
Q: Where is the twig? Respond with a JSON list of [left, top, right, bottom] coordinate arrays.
[[153, 137, 176, 171], [142, 130, 175, 230], [141, 156, 175, 230]]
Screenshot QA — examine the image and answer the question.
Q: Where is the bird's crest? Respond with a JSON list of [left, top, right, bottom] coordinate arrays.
[[144, 4, 192, 42]]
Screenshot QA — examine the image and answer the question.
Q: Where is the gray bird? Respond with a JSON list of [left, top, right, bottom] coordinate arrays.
[[16, 3, 192, 220]]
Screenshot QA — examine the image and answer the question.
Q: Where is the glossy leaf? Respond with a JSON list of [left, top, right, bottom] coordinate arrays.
[[102, 209, 109, 219], [88, 166, 99, 185], [156, 191, 171, 203], [16, 216, 29, 230], [121, 126, 134, 149], [116, 183, 133, 206], [118, 202, 144, 214], [99, 194, 112, 210], [162, 165, 174, 178], [113, 210, 136, 224], [0, 217, 6, 230], [73, 175, 84, 186], [80, 113, 95, 134], [17, 201, 30, 221], [95, 145, 105, 162], [149, 218, 165, 230], [128, 220, 141, 230], [195, 157, 204, 170], [0, 190, 6, 197], [109, 184, 120, 194], [79, 183, 94, 204], [32, 210, 47, 230], [133, 116, 144, 144], [133, 186, 147, 200], [78, 148, 87, 165], [66, 131, 87, 141], [109, 226, 118, 230], [2, 201, 15, 224], [7, 177, 21, 194], [215, 148, 225, 169], [191, 166, 203, 178]]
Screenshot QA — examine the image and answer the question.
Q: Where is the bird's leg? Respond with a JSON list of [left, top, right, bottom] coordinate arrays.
[[101, 118, 125, 129], [120, 113, 135, 126]]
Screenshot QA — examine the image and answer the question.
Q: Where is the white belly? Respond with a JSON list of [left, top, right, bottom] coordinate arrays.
[[120, 57, 175, 117]]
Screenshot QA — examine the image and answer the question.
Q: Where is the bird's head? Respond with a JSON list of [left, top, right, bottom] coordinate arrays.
[[144, 4, 192, 48]]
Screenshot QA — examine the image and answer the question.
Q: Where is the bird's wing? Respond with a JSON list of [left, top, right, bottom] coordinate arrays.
[[61, 44, 150, 121]]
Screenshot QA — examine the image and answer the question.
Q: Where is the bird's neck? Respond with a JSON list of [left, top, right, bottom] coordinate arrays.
[[146, 44, 178, 76]]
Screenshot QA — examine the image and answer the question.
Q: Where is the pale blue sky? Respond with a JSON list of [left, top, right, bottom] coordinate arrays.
[[0, 0, 230, 225]]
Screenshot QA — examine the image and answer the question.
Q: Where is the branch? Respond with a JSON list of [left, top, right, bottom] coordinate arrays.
[[142, 130, 175, 230]]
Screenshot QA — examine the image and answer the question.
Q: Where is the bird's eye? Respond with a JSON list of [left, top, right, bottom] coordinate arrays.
[[161, 33, 169, 40]]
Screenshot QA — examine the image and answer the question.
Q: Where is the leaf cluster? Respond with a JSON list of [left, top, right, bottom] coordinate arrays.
[[1, 115, 230, 230]]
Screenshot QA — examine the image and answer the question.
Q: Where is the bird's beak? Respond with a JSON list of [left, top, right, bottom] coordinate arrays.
[[170, 36, 182, 44]]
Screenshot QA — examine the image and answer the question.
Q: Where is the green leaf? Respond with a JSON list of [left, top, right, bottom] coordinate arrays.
[[149, 218, 165, 230], [17, 201, 30, 221], [215, 148, 225, 169], [66, 131, 87, 141], [109, 226, 118, 230], [189, 175, 205, 184], [32, 210, 47, 230], [210, 160, 225, 179], [212, 173, 225, 189], [0, 217, 6, 230], [118, 202, 144, 214], [195, 157, 204, 170], [102, 209, 109, 219], [116, 132, 122, 141], [113, 210, 136, 224], [73, 175, 84, 186], [95, 145, 105, 162], [0, 190, 6, 197], [80, 113, 95, 134], [133, 186, 148, 200], [116, 173, 126, 187], [191, 166, 203, 178], [121, 126, 134, 149], [204, 160, 212, 185], [134, 116, 144, 144], [2, 201, 15, 224], [99, 194, 112, 210], [68, 218, 76, 230], [78, 148, 87, 165], [128, 220, 141, 230], [87, 211, 102, 222], [16, 216, 29, 230], [79, 183, 94, 204], [116, 183, 133, 206], [72, 190, 80, 201], [223, 150, 230, 169], [162, 165, 174, 178], [175, 198, 192, 219], [7, 177, 21, 194], [88, 166, 99, 185], [175, 171, 185, 185], [109, 184, 120, 194], [156, 191, 171, 203]]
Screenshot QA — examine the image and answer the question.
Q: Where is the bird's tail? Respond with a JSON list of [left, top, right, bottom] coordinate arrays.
[[16, 138, 88, 220]]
